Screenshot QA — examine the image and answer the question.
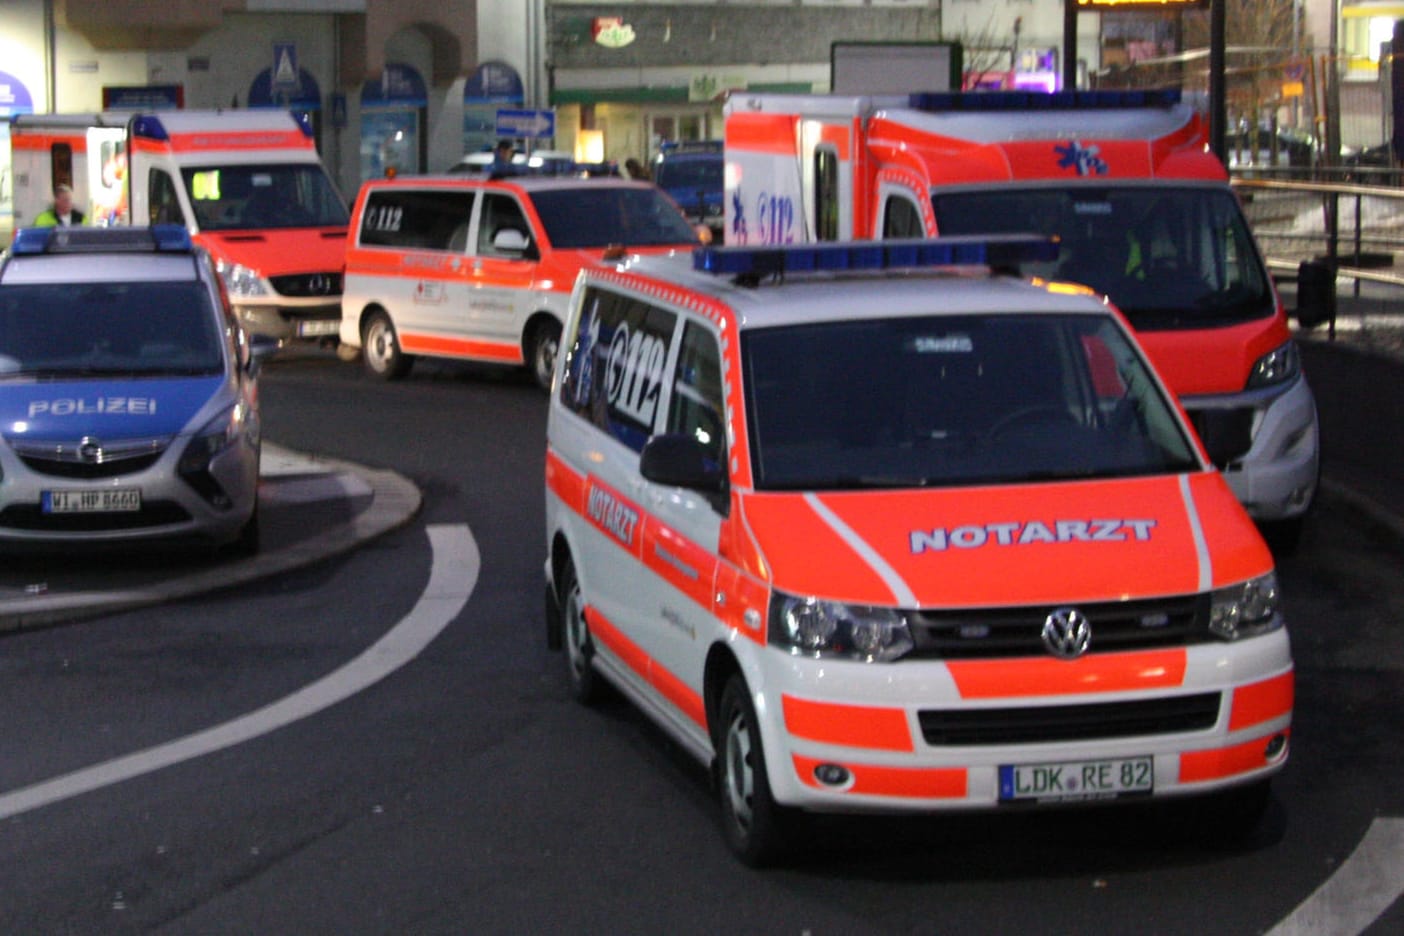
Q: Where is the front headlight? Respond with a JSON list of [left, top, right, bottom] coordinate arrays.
[[1247, 341, 1300, 389], [1209, 572, 1282, 640], [768, 592, 915, 662], [216, 260, 270, 299]]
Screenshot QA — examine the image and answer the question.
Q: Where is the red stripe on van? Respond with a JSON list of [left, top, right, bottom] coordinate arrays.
[[947, 649, 1188, 699], [782, 696, 913, 752], [398, 333, 523, 364], [792, 755, 967, 799]]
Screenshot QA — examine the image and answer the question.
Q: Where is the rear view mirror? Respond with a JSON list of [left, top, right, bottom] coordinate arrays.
[[1294, 259, 1335, 329]]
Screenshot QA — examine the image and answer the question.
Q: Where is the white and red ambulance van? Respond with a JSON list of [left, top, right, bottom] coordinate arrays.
[[544, 238, 1294, 865], [723, 90, 1321, 550], [9, 110, 348, 342]]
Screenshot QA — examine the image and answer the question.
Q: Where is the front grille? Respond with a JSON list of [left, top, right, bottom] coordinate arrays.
[[0, 501, 191, 531], [919, 692, 1222, 746], [1187, 406, 1255, 467], [907, 594, 1209, 660], [269, 272, 343, 298], [10, 437, 169, 479]]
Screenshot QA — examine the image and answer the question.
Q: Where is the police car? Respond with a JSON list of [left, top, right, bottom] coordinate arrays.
[[543, 238, 1294, 865], [0, 225, 275, 552]]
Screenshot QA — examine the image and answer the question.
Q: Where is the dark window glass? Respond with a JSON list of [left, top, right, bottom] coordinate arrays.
[[883, 197, 925, 238], [0, 279, 223, 377], [477, 194, 536, 258], [815, 148, 839, 241], [932, 186, 1273, 329], [149, 169, 185, 225], [742, 313, 1198, 491], [667, 322, 726, 470], [560, 286, 677, 452], [529, 186, 696, 248], [356, 190, 477, 251], [182, 163, 350, 231]]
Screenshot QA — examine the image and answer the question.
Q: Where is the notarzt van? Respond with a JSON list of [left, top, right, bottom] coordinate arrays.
[[543, 239, 1294, 865], [339, 175, 701, 390]]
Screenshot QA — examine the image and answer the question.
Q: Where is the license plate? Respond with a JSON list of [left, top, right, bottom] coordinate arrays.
[[999, 756, 1153, 803], [43, 488, 142, 514], [296, 319, 340, 337]]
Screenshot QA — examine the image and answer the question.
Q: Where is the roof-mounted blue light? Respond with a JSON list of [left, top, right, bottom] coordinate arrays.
[[10, 227, 57, 255], [692, 236, 1058, 280], [131, 115, 169, 141], [293, 111, 316, 138], [7, 225, 193, 256], [909, 88, 1182, 113]]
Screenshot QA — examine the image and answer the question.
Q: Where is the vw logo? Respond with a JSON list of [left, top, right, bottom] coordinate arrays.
[[78, 437, 104, 464], [307, 274, 331, 296], [1042, 607, 1092, 659]]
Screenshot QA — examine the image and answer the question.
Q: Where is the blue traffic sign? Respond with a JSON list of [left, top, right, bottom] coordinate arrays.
[[495, 107, 555, 140]]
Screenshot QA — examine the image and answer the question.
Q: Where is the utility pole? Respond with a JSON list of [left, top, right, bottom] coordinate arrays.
[[1210, 0, 1226, 162], [1063, 1, 1078, 92]]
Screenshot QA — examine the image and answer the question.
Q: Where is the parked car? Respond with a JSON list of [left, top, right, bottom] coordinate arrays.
[[0, 225, 277, 553], [653, 140, 724, 239]]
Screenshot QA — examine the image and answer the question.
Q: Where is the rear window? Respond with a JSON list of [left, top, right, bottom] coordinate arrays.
[[530, 186, 697, 248]]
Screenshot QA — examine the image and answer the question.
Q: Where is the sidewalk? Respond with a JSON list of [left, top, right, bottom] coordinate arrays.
[[0, 444, 421, 632]]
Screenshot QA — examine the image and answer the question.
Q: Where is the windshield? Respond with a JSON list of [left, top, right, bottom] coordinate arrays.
[[0, 281, 224, 378], [529, 186, 698, 248], [182, 163, 350, 231], [931, 187, 1273, 329], [742, 313, 1199, 491]]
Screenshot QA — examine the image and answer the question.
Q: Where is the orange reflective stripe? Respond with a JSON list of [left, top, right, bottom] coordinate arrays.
[[1179, 729, 1288, 783], [585, 607, 706, 729], [782, 696, 913, 752], [1228, 670, 1294, 732], [947, 649, 1187, 699], [9, 133, 87, 152], [726, 113, 799, 155], [398, 333, 523, 364], [545, 448, 586, 514], [792, 755, 967, 799], [641, 517, 718, 612], [1185, 473, 1275, 589]]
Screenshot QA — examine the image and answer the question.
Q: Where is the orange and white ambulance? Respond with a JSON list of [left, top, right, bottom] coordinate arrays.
[[339, 174, 701, 390], [723, 90, 1321, 549], [544, 238, 1294, 865], [9, 110, 348, 342]]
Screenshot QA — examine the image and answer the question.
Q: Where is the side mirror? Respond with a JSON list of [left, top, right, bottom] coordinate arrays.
[[1295, 259, 1335, 329], [492, 228, 531, 256], [247, 333, 282, 375], [639, 433, 726, 494]]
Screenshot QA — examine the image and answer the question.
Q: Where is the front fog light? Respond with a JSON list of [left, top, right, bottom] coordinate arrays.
[[1209, 572, 1282, 640]]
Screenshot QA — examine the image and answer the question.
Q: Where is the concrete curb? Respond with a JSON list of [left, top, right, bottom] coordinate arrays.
[[0, 443, 422, 633]]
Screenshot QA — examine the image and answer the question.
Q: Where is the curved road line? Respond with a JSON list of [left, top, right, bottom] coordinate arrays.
[[1268, 817, 1404, 935], [0, 523, 477, 822]]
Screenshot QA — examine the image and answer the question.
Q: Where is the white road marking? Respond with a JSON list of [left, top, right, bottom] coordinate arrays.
[[0, 524, 477, 822], [1268, 817, 1404, 935]]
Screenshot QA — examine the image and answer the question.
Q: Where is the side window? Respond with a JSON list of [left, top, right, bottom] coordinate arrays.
[[882, 196, 925, 239], [814, 147, 839, 241], [477, 193, 535, 258], [560, 286, 677, 453], [149, 169, 185, 225], [358, 190, 476, 251], [50, 143, 73, 190], [667, 322, 726, 471]]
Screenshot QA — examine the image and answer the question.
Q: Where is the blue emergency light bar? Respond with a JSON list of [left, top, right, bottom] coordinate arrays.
[[692, 235, 1058, 279], [10, 224, 194, 255], [909, 88, 1182, 113], [132, 115, 169, 141]]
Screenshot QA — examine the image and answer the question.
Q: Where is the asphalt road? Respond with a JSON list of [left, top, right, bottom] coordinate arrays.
[[0, 350, 1400, 935]]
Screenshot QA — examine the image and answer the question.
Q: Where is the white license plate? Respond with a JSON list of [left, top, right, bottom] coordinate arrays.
[[999, 756, 1153, 803], [296, 319, 340, 337], [43, 488, 142, 514]]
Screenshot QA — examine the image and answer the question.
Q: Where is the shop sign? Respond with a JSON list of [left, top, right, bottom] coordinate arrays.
[[593, 17, 636, 49]]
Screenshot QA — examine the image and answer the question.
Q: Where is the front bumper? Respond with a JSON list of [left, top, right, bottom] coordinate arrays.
[[1185, 374, 1319, 522], [751, 631, 1293, 813], [234, 296, 342, 343], [0, 435, 259, 548]]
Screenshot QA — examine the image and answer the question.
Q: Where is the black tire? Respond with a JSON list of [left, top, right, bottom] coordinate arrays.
[[559, 561, 602, 705], [715, 673, 791, 866], [527, 318, 562, 392], [361, 310, 412, 380]]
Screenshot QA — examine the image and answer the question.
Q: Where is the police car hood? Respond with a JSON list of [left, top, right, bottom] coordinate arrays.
[[197, 228, 346, 279], [1, 376, 227, 440], [738, 473, 1271, 607]]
